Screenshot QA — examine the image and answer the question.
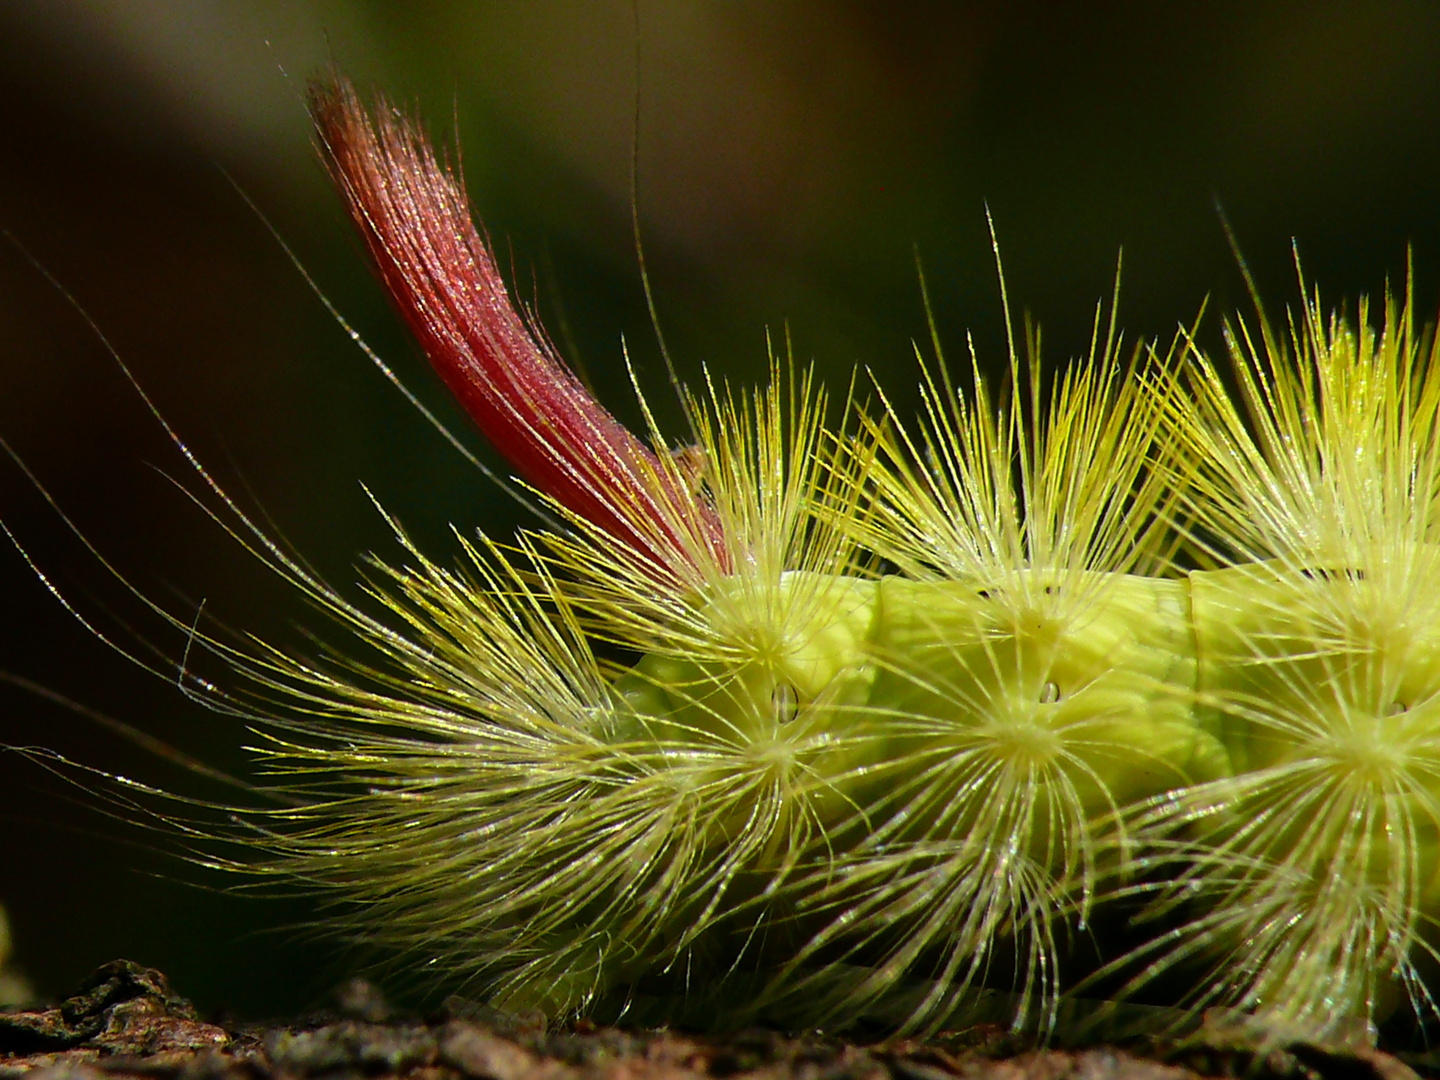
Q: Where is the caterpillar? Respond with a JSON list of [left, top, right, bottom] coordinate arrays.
[[12, 74, 1440, 1048]]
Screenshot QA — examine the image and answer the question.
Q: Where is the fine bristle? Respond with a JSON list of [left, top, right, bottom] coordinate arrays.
[[542, 355, 870, 653]]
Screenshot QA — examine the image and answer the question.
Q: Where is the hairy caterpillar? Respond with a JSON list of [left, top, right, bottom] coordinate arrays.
[[10, 72, 1440, 1049]]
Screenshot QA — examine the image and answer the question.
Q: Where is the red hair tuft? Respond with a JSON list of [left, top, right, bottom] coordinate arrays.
[[309, 77, 727, 579]]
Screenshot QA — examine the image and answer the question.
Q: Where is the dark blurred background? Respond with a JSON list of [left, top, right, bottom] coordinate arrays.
[[0, 1, 1438, 1018]]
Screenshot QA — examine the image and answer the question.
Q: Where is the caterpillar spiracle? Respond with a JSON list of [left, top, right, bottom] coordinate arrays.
[[14, 74, 1440, 1047]]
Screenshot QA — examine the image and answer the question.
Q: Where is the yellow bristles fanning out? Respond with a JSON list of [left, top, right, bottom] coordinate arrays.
[[207, 519, 672, 1018], [1120, 257, 1440, 1043], [235, 362, 889, 1021], [540, 353, 891, 911], [855, 259, 1178, 589], [541, 353, 872, 666], [1163, 255, 1440, 570], [187, 369, 869, 1021], [755, 259, 1226, 1037]]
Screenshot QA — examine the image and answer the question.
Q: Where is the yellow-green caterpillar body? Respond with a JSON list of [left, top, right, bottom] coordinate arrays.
[[14, 76, 1440, 1049]]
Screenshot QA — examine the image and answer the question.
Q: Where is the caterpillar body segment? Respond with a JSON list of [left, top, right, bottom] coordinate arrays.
[[862, 572, 1223, 811], [742, 568, 1226, 1035], [730, 279, 1229, 1033], [1091, 279, 1440, 1042], [1102, 557, 1440, 1043]]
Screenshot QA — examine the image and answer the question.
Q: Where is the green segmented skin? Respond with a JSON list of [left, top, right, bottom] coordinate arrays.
[[615, 570, 1229, 829], [862, 574, 1227, 811]]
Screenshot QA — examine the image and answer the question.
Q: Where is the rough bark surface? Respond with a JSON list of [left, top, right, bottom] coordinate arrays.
[[0, 961, 1426, 1080]]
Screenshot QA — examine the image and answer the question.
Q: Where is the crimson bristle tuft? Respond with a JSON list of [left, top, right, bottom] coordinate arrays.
[[308, 76, 726, 578]]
